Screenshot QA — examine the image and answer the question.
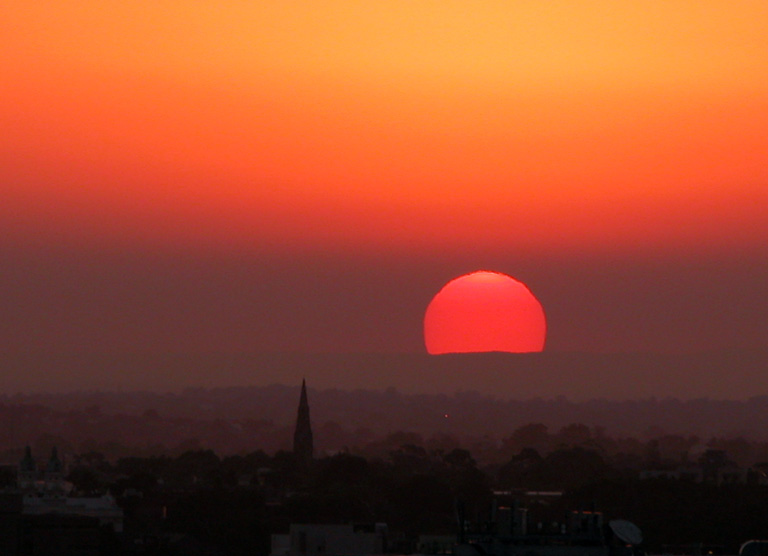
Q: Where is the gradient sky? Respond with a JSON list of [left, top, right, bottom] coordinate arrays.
[[2, 2, 767, 362]]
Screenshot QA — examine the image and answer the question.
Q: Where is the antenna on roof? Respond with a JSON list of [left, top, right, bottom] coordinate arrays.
[[609, 520, 643, 546]]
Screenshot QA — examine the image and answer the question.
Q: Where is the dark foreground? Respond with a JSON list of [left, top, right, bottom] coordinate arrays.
[[3, 443, 768, 555]]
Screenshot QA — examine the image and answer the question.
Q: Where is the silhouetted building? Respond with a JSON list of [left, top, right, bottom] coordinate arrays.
[[18, 447, 36, 487], [293, 379, 314, 463], [46, 447, 64, 481], [456, 495, 641, 556], [272, 523, 388, 556], [17, 446, 66, 498], [14, 447, 123, 533]]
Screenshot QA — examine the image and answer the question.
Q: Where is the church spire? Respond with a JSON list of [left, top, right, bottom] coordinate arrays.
[[293, 379, 314, 463]]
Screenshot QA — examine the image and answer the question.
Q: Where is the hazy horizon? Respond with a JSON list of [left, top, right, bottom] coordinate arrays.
[[2, 349, 767, 401]]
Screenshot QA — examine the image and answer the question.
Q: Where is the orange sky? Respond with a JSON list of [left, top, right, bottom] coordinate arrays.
[[3, 1, 768, 258], [2, 2, 767, 363]]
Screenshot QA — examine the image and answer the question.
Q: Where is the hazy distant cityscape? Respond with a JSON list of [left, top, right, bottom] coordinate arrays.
[[4, 382, 768, 554], [6, 384, 768, 461]]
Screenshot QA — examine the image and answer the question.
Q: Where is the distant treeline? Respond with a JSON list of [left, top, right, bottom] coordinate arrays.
[[4, 386, 768, 466]]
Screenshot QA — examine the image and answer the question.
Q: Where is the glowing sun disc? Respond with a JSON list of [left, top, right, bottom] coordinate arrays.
[[424, 270, 546, 354]]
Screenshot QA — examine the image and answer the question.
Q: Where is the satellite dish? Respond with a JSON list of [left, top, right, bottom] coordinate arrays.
[[609, 520, 643, 546]]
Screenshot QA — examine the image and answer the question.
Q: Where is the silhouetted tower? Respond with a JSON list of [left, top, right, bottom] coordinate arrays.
[[293, 379, 314, 463], [46, 446, 64, 482], [18, 446, 36, 488]]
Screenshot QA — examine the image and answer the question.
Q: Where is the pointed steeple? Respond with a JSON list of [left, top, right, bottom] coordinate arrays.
[[18, 446, 37, 491], [47, 446, 63, 473], [20, 446, 36, 472], [293, 379, 314, 463]]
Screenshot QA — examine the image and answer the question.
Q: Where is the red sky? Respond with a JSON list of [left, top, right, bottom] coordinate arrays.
[[2, 2, 767, 370]]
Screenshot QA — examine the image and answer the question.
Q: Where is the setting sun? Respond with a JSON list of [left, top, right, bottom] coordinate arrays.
[[424, 271, 546, 355], [1, 1, 766, 358]]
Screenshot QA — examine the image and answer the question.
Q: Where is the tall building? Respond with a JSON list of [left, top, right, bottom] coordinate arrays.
[[17, 446, 65, 496], [15, 447, 124, 533], [293, 379, 314, 463]]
